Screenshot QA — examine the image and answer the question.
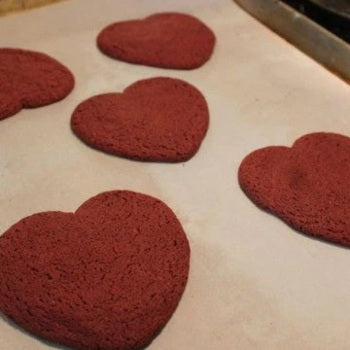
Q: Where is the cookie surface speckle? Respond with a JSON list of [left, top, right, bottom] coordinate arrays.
[[97, 12, 216, 69], [239, 132, 350, 247], [0, 190, 190, 350], [0, 48, 74, 120], [71, 77, 209, 162]]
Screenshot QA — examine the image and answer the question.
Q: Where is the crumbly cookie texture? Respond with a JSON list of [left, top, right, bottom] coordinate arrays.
[[0, 190, 190, 350], [71, 77, 209, 162], [97, 12, 216, 69], [0, 48, 74, 120], [239, 132, 350, 247]]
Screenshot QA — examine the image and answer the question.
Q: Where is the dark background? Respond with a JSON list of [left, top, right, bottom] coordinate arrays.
[[284, 0, 350, 43]]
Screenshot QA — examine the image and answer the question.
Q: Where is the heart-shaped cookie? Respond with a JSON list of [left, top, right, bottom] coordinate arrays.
[[0, 190, 190, 350], [0, 48, 74, 120], [97, 12, 216, 69], [71, 77, 209, 162], [239, 132, 350, 247]]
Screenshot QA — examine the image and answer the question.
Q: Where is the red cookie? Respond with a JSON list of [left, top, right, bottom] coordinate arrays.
[[71, 77, 209, 162], [97, 12, 216, 69], [0, 48, 74, 120], [0, 190, 190, 350], [239, 132, 350, 247]]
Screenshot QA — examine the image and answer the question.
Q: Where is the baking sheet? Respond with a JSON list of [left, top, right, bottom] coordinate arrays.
[[1, 0, 350, 349], [235, 0, 350, 82]]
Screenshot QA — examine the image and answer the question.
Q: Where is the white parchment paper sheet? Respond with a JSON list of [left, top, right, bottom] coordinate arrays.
[[1, 0, 350, 349]]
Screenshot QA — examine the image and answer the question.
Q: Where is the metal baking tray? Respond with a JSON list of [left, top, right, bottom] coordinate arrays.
[[234, 0, 350, 82], [1, 0, 350, 349]]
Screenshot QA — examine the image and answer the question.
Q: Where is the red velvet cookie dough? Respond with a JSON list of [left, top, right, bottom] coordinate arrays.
[[0, 48, 74, 120], [0, 190, 190, 350], [97, 12, 216, 69], [71, 77, 209, 162], [239, 132, 350, 247]]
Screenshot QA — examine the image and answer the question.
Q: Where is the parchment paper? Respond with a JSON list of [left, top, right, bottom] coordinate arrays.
[[1, 0, 350, 349]]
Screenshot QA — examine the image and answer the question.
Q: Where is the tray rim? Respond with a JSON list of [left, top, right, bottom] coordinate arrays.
[[234, 0, 350, 84]]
